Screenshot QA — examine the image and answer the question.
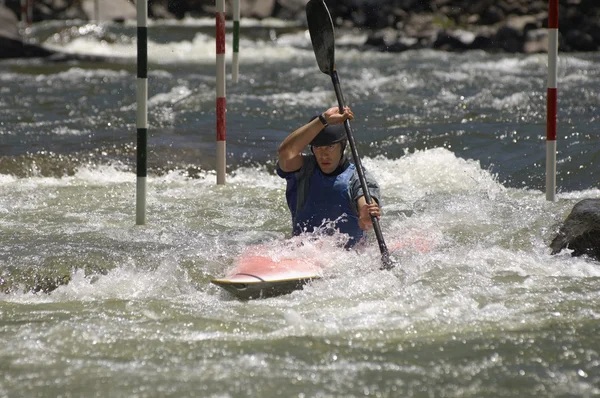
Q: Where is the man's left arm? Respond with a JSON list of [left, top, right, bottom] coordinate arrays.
[[356, 196, 381, 230], [349, 169, 382, 231]]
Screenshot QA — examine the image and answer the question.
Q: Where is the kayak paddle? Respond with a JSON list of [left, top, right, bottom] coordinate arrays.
[[306, 0, 394, 270]]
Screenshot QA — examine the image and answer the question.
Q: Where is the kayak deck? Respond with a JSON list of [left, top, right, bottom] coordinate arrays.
[[211, 276, 319, 300], [211, 254, 322, 300]]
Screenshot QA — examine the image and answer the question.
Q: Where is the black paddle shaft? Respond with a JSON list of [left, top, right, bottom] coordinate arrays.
[[331, 72, 392, 269], [306, 0, 393, 270]]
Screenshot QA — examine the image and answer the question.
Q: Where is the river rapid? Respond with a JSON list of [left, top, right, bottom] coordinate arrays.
[[1, 18, 599, 397]]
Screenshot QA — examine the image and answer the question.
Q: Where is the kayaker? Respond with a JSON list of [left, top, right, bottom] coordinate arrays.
[[277, 106, 382, 248]]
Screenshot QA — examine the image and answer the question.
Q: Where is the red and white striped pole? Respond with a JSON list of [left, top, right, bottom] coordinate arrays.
[[27, 0, 33, 26], [94, 0, 100, 22], [19, 0, 28, 29], [216, 0, 226, 185], [546, 0, 558, 201]]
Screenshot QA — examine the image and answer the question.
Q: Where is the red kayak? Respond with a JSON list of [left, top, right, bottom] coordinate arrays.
[[211, 234, 434, 300], [211, 247, 322, 300]]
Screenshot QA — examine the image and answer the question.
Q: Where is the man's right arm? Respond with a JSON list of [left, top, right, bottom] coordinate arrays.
[[277, 106, 354, 173], [277, 117, 325, 173]]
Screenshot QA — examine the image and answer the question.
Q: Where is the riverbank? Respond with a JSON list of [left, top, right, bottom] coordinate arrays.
[[1, 0, 599, 60]]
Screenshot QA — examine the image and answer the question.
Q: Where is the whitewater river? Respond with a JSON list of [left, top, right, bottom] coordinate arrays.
[[1, 18, 599, 397]]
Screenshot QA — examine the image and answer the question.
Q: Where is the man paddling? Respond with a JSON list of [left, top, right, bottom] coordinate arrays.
[[277, 106, 382, 248]]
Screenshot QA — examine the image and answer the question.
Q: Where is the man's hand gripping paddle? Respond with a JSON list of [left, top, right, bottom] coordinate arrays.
[[306, 0, 394, 270]]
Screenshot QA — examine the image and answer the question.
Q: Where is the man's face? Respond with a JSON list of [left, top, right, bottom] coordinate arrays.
[[313, 142, 343, 174]]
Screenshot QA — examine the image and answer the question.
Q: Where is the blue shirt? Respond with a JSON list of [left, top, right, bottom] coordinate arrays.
[[277, 154, 381, 247]]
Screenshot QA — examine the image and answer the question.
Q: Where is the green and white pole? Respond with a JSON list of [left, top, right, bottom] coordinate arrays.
[[136, 0, 148, 224], [232, 0, 240, 83]]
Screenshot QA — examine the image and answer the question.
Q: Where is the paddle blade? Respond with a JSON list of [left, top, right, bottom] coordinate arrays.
[[306, 0, 335, 75]]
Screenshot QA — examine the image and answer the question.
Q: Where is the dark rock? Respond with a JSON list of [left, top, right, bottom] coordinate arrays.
[[433, 30, 471, 51], [550, 199, 600, 261], [588, 22, 600, 44], [466, 0, 495, 16], [523, 21, 541, 34], [0, 36, 56, 59], [0, 4, 55, 58], [480, 5, 504, 25], [385, 40, 411, 52], [363, 29, 415, 52], [493, 25, 523, 52], [364, 27, 398, 48], [528, 1, 548, 14], [564, 6, 586, 30], [565, 29, 597, 51], [523, 28, 548, 53], [496, 0, 511, 15], [1, 3, 133, 61], [273, 0, 303, 20], [580, 0, 600, 14], [469, 34, 494, 51]]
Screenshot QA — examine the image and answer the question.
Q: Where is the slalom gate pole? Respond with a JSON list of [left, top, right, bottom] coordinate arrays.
[[27, 0, 32, 25], [546, 0, 558, 202], [19, 0, 28, 32], [136, 0, 148, 224], [232, 0, 240, 83], [216, 0, 226, 184]]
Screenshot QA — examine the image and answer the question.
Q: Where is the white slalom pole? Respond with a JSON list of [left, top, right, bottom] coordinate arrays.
[[27, 0, 32, 25], [232, 0, 240, 83], [216, 0, 226, 184], [19, 0, 26, 30], [136, 0, 148, 224], [546, 0, 558, 202]]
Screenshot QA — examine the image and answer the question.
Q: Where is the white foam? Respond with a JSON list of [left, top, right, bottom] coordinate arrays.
[[42, 32, 315, 64], [233, 89, 331, 108], [491, 92, 531, 109], [50, 126, 90, 136], [72, 163, 134, 184], [432, 70, 471, 82], [36, 67, 129, 81], [0, 174, 18, 184], [466, 55, 546, 73], [366, 148, 501, 200]]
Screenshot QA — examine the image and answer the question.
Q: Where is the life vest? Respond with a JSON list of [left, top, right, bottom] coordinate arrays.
[[293, 163, 364, 247]]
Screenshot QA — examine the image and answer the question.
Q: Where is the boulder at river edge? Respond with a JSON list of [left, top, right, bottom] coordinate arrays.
[[551, 199, 600, 261], [1, 4, 54, 58]]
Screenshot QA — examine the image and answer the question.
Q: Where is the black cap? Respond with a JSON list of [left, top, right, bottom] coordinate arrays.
[[309, 116, 347, 146]]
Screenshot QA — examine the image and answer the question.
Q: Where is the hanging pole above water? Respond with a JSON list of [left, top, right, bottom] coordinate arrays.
[[216, 0, 227, 184], [26, 0, 32, 27], [19, 0, 32, 36], [232, 0, 241, 83], [546, 0, 558, 202], [136, 0, 148, 224]]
